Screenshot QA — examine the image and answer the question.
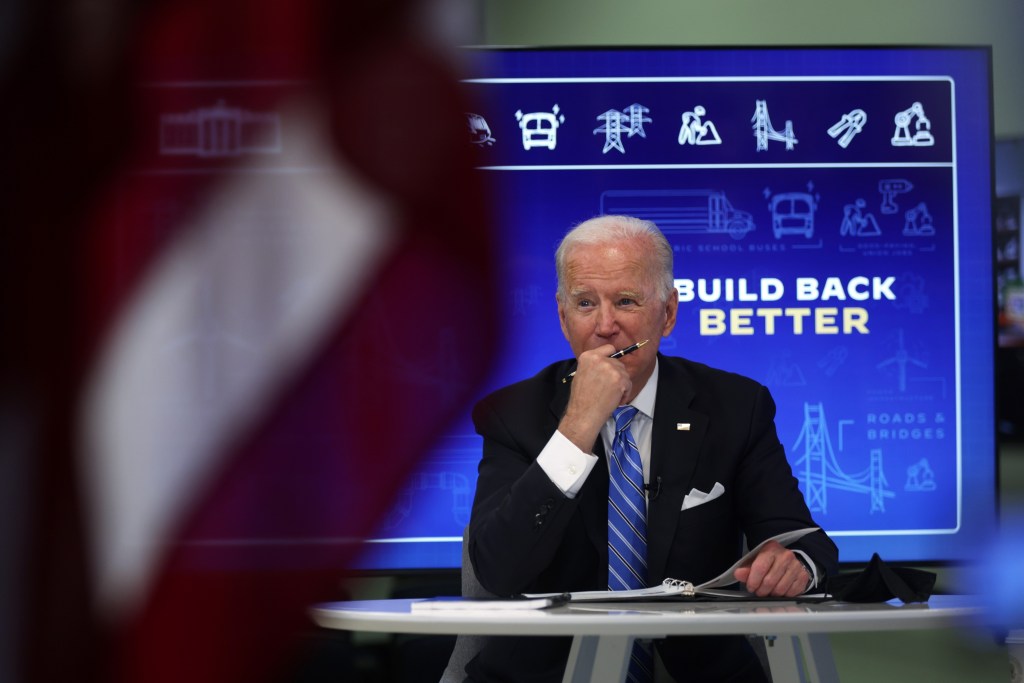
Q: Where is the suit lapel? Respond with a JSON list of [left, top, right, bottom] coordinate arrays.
[[646, 356, 708, 583]]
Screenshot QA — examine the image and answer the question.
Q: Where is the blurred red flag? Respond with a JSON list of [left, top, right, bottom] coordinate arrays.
[[3, 1, 496, 682]]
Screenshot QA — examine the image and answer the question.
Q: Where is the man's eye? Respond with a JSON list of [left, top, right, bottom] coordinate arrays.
[[618, 298, 637, 306], [577, 300, 593, 308]]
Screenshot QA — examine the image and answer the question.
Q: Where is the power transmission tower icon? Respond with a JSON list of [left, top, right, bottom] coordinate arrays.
[[791, 402, 894, 514]]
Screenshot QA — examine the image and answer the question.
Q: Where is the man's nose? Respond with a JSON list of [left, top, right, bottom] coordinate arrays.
[[594, 303, 619, 336]]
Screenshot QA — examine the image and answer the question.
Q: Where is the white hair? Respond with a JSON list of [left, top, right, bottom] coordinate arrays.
[[555, 215, 675, 302]]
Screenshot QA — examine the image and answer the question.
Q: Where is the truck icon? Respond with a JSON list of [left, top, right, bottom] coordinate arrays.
[[769, 192, 817, 238], [600, 189, 755, 239]]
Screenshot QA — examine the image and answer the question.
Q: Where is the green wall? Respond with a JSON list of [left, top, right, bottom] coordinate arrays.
[[480, 0, 1024, 140]]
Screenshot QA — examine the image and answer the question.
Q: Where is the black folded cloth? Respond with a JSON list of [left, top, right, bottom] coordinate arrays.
[[826, 553, 936, 603]]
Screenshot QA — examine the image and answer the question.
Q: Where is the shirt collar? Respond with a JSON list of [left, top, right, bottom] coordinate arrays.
[[630, 357, 658, 420]]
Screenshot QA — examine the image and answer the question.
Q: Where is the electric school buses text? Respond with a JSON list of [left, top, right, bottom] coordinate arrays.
[[459, 49, 991, 554]]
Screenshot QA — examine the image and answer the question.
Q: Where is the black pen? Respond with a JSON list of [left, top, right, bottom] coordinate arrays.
[[562, 339, 649, 383]]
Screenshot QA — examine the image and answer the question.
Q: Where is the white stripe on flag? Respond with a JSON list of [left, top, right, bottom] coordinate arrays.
[[81, 101, 397, 616]]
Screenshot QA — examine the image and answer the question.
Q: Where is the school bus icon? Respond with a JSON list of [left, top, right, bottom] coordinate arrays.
[[515, 105, 565, 151], [600, 189, 755, 239], [769, 192, 817, 238]]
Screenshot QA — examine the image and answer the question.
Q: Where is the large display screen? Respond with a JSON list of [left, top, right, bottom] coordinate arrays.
[[355, 46, 996, 570]]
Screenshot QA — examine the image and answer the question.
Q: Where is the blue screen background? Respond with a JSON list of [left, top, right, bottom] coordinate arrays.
[[356, 47, 995, 571]]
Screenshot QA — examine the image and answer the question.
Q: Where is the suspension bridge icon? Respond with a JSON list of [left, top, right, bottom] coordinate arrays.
[[891, 102, 934, 147], [752, 100, 798, 151], [791, 402, 894, 514]]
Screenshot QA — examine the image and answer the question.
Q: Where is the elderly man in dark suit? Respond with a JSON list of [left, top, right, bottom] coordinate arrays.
[[465, 215, 838, 683]]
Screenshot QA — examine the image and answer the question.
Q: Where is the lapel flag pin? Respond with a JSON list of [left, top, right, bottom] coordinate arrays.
[[677, 423, 691, 431]]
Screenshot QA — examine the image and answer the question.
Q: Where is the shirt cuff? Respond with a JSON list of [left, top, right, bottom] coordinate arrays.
[[537, 430, 599, 498], [791, 549, 820, 592]]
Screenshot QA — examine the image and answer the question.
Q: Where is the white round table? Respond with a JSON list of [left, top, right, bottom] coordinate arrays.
[[311, 595, 985, 682]]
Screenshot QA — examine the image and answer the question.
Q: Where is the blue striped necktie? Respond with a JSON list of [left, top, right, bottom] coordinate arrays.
[[608, 405, 653, 683]]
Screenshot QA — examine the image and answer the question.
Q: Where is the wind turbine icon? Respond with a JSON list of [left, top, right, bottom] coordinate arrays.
[[876, 329, 927, 392]]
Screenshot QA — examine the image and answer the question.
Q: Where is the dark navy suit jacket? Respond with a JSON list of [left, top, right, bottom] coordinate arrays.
[[465, 354, 838, 682]]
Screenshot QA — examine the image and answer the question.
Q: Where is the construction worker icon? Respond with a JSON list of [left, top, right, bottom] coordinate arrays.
[[840, 198, 881, 237], [678, 105, 722, 146]]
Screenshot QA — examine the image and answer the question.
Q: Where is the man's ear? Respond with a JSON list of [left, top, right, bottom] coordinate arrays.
[[557, 294, 570, 340], [662, 290, 678, 336]]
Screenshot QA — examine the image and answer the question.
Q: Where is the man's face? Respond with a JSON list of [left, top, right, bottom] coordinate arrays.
[[557, 239, 677, 391]]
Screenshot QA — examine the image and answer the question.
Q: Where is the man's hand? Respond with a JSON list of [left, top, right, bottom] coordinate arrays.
[[558, 344, 631, 452], [733, 540, 811, 598]]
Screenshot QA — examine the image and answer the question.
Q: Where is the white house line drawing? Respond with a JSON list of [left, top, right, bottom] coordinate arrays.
[[160, 100, 281, 158]]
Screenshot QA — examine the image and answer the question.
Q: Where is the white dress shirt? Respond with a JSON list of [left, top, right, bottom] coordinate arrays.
[[537, 361, 659, 498]]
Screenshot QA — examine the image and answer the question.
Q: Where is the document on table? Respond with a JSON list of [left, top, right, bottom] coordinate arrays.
[[525, 527, 820, 601], [410, 594, 570, 612]]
